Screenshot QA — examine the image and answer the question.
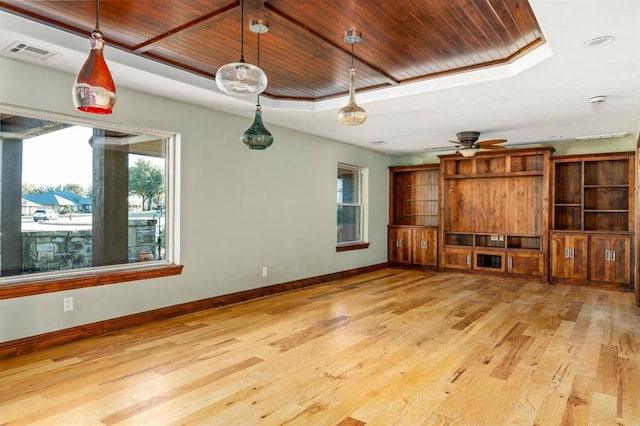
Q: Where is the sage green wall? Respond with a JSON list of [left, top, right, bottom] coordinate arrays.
[[0, 57, 391, 342]]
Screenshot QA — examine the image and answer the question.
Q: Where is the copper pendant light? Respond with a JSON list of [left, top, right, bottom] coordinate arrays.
[[72, 0, 116, 114]]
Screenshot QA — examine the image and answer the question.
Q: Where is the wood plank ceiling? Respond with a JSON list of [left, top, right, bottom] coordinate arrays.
[[0, 0, 544, 101]]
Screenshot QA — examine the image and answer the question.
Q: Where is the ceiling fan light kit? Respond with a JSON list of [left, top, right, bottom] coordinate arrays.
[[449, 131, 507, 157], [72, 0, 116, 114], [338, 29, 367, 126], [215, 0, 267, 96]]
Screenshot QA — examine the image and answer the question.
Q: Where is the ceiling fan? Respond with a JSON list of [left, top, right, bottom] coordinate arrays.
[[449, 131, 507, 157]]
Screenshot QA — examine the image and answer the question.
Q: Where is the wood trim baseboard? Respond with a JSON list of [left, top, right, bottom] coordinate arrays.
[[0, 262, 388, 359]]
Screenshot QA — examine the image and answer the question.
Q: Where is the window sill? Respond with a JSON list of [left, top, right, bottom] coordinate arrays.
[[336, 242, 370, 252], [0, 264, 184, 300]]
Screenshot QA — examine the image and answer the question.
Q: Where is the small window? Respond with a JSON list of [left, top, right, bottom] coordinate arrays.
[[337, 163, 368, 249]]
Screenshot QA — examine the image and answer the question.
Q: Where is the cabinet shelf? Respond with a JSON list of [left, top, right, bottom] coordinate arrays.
[[552, 153, 634, 232]]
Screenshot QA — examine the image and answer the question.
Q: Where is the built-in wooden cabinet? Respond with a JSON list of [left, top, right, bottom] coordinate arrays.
[[550, 153, 634, 289], [388, 149, 635, 292], [388, 165, 439, 267], [443, 231, 544, 277], [550, 232, 631, 286], [590, 235, 631, 284], [439, 148, 553, 279], [550, 233, 589, 280], [389, 226, 437, 266]]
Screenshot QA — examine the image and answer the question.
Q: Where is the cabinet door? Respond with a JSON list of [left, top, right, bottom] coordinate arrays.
[[507, 252, 544, 276], [412, 228, 437, 266], [590, 235, 631, 284], [443, 248, 472, 270], [388, 227, 412, 264], [551, 234, 588, 280]]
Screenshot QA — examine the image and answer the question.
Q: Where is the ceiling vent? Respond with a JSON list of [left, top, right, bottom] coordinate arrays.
[[4, 41, 60, 61]]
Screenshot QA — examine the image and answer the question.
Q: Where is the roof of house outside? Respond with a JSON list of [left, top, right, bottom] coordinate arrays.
[[22, 191, 91, 207]]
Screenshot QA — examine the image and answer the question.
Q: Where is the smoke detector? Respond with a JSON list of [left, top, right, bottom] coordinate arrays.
[[590, 95, 606, 104]]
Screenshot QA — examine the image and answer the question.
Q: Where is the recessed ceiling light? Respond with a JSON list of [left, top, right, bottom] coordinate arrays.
[[549, 135, 563, 140], [590, 95, 607, 104], [583, 36, 615, 47], [370, 140, 386, 145]]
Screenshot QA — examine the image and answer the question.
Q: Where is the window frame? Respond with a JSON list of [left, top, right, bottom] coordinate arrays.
[[336, 162, 369, 251], [0, 103, 182, 300]]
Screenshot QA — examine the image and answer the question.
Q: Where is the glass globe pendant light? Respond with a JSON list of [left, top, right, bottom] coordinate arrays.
[[72, 0, 116, 114], [215, 0, 267, 96], [338, 30, 367, 126], [241, 20, 273, 150]]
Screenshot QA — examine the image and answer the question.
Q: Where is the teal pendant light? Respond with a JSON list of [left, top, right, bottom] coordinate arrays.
[[241, 17, 273, 150], [242, 99, 273, 150]]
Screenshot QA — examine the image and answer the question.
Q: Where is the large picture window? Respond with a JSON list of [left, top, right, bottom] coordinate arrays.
[[0, 107, 180, 298], [337, 163, 368, 250]]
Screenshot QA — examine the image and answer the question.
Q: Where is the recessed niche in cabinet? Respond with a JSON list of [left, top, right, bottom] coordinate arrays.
[[554, 206, 582, 230], [474, 234, 505, 248], [476, 253, 502, 269], [443, 159, 473, 176], [554, 162, 582, 204], [584, 212, 629, 231], [510, 154, 544, 172], [476, 157, 505, 174], [584, 187, 628, 210], [584, 159, 629, 185], [445, 233, 473, 246], [391, 167, 439, 226], [507, 236, 541, 250]]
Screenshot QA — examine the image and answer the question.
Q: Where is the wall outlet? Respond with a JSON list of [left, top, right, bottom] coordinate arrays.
[[262, 266, 268, 277], [63, 296, 73, 312]]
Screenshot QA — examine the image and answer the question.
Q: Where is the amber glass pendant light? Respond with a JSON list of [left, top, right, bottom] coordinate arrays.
[[338, 29, 367, 126], [216, 0, 268, 96], [241, 20, 273, 150], [72, 0, 116, 114]]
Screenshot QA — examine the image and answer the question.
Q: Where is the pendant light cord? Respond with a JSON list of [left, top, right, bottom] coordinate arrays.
[[95, 0, 100, 31], [256, 19, 261, 107], [351, 42, 354, 67], [239, 0, 245, 62]]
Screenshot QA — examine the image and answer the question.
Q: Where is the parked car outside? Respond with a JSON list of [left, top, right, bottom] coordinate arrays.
[[33, 209, 59, 222]]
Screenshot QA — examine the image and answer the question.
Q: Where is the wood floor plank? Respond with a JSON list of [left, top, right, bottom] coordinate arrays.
[[1, 269, 639, 425]]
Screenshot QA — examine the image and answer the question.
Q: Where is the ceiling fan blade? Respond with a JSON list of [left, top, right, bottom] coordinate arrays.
[[477, 139, 507, 147], [448, 140, 464, 145], [479, 145, 507, 150]]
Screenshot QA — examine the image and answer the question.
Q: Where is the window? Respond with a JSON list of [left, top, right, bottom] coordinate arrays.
[[337, 163, 368, 251], [0, 106, 181, 299]]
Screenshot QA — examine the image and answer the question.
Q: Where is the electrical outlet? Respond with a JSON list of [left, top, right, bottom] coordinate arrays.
[[262, 266, 268, 277], [63, 296, 73, 312]]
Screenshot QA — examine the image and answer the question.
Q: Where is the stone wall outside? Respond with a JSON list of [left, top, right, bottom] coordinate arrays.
[[21, 219, 158, 272]]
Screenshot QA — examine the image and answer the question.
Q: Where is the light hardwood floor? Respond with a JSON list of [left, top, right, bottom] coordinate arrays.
[[1, 269, 639, 425]]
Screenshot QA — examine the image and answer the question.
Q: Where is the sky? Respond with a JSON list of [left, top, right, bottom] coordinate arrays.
[[22, 125, 164, 191], [22, 125, 94, 189]]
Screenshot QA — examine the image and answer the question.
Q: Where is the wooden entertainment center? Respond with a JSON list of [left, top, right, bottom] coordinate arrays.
[[388, 148, 635, 292]]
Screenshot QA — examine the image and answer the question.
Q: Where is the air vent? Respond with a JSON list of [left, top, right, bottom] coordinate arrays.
[[4, 41, 60, 61]]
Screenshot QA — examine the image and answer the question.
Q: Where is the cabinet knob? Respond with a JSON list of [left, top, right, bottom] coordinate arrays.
[[466, 255, 471, 265]]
